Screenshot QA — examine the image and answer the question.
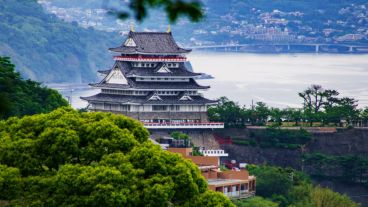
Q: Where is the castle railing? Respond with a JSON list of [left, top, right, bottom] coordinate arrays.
[[114, 56, 187, 62], [143, 122, 224, 129]]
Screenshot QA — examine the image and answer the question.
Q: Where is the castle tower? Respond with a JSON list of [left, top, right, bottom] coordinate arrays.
[[81, 30, 223, 129]]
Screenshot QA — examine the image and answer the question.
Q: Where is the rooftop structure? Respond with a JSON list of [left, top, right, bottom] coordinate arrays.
[[82, 29, 223, 129], [167, 143, 256, 199], [199, 148, 229, 157]]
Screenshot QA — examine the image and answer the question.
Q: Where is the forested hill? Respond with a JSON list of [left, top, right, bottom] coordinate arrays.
[[0, 0, 121, 83]]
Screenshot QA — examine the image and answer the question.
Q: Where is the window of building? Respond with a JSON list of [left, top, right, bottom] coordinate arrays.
[[152, 105, 167, 111], [104, 103, 111, 110], [111, 104, 119, 111], [120, 105, 130, 111], [170, 105, 180, 111]]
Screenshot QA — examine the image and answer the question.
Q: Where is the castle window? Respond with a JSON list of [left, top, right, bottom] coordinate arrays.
[[104, 103, 111, 110], [152, 105, 167, 111], [120, 105, 130, 111], [170, 105, 180, 111]]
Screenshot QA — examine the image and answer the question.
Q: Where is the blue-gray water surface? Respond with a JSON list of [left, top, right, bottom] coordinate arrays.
[[50, 52, 368, 109]]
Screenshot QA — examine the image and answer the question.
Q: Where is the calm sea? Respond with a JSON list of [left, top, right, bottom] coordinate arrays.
[[49, 52, 368, 109]]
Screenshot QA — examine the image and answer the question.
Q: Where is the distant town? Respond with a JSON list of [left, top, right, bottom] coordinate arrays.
[[38, 0, 368, 51]]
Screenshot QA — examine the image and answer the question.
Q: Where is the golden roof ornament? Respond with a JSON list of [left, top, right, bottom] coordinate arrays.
[[167, 24, 171, 33], [130, 22, 135, 32]]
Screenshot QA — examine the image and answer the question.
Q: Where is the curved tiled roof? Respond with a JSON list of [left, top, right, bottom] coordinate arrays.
[[81, 93, 217, 105], [97, 69, 110, 75], [99, 62, 202, 77], [109, 31, 191, 54], [90, 78, 209, 90], [93, 61, 209, 90], [117, 61, 202, 77]]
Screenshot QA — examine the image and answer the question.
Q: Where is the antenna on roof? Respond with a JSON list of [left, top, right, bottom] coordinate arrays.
[[130, 22, 135, 32], [167, 24, 171, 33]]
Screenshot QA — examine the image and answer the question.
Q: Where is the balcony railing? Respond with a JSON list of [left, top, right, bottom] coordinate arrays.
[[142, 122, 224, 129], [114, 56, 187, 62], [224, 191, 255, 198]]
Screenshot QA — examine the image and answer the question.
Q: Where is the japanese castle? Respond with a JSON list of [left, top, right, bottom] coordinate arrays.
[[82, 28, 223, 129]]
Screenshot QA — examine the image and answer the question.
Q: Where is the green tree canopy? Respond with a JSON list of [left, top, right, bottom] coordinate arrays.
[[247, 165, 294, 198], [0, 57, 68, 119], [311, 186, 359, 207], [208, 97, 249, 128], [246, 164, 359, 207], [232, 196, 279, 207], [170, 131, 189, 140], [0, 108, 233, 206], [107, 0, 203, 22]]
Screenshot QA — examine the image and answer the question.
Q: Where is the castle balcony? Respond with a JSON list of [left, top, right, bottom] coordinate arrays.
[[143, 122, 224, 129], [114, 56, 187, 62]]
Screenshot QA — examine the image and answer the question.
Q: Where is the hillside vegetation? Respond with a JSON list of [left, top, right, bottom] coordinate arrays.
[[0, 108, 233, 206], [0, 57, 68, 119], [0, 0, 120, 83]]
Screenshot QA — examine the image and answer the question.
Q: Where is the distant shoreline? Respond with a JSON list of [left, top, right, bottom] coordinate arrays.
[[190, 43, 368, 54], [192, 50, 368, 54]]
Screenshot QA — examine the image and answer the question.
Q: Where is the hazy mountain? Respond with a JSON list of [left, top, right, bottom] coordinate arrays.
[[0, 0, 121, 83]]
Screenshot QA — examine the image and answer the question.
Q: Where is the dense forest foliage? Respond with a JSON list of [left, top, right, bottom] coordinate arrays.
[[303, 153, 368, 187], [0, 0, 120, 83], [0, 108, 233, 206], [234, 165, 359, 207], [0, 57, 68, 119]]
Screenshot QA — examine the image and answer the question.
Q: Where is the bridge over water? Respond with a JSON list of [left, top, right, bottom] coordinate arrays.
[[190, 43, 368, 53]]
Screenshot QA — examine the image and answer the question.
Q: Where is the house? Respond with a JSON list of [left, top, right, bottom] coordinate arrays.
[[166, 139, 256, 199]]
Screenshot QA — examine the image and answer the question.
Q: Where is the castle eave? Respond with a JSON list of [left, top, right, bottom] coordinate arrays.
[[82, 93, 217, 105]]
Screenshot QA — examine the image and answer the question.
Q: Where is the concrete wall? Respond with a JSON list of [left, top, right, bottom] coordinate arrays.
[[218, 170, 249, 180], [188, 156, 219, 166], [168, 147, 193, 157]]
